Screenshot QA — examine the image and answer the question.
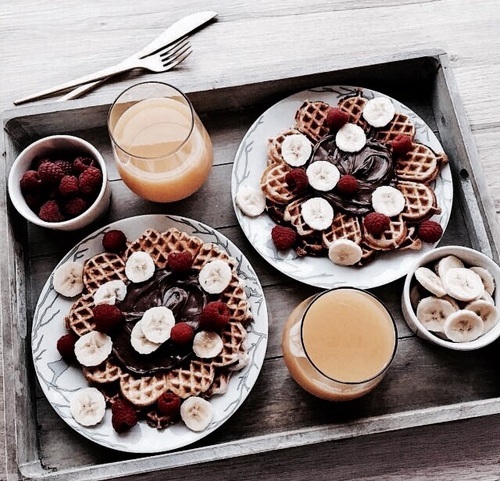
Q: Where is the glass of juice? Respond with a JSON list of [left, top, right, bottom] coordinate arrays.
[[282, 287, 398, 401], [108, 82, 213, 203]]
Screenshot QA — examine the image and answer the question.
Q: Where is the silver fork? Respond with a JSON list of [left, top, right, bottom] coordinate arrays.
[[14, 38, 192, 105]]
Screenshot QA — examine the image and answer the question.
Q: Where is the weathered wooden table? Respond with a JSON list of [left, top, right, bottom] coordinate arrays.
[[2, 2, 500, 480]]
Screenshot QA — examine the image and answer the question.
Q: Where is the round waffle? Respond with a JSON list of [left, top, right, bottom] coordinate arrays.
[[260, 162, 296, 205], [395, 143, 448, 184], [294, 100, 331, 142], [268, 128, 304, 164]]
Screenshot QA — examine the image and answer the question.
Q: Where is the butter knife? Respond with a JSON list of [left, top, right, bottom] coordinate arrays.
[[14, 11, 218, 105]]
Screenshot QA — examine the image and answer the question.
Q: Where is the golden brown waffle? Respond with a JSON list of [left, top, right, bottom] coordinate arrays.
[[220, 276, 253, 327], [268, 128, 304, 164], [358, 243, 378, 266], [144, 407, 176, 429], [398, 226, 423, 251], [283, 197, 315, 237], [64, 293, 95, 336], [265, 199, 287, 225], [373, 112, 415, 144], [120, 372, 169, 407], [83, 358, 122, 384], [395, 143, 447, 184], [397, 180, 441, 222], [260, 162, 296, 205], [321, 212, 362, 247], [124, 229, 168, 268], [82, 253, 127, 294], [191, 242, 238, 271], [296, 233, 327, 257], [163, 227, 205, 259], [203, 370, 232, 398], [294, 100, 330, 142], [166, 360, 215, 399], [362, 215, 408, 251], [211, 321, 248, 368], [338, 95, 369, 130]]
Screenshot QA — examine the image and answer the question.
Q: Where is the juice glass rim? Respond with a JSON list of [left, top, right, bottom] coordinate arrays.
[[107, 81, 196, 161], [300, 286, 398, 385]]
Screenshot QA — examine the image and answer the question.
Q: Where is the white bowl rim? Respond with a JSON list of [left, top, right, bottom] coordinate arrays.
[[7, 134, 109, 229], [402, 245, 500, 351]]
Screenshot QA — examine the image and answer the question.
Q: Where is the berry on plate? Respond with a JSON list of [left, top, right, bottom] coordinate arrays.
[[417, 220, 443, 243], [271, 225, 297, 250]]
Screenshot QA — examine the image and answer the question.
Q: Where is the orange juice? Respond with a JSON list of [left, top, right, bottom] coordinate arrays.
[[282, 288, 397, 401], [109, 84, 213, 203]]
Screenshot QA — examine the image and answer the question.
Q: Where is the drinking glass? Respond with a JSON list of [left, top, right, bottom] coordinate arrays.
[[282, 287, 398, 401], [108, 82, 213, 202]]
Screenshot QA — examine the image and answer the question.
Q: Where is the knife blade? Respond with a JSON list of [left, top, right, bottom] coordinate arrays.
[[14, 11, 218, 105]]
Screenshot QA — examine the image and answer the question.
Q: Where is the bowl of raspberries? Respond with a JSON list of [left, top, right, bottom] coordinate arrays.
[[8, 135, 111, 231]]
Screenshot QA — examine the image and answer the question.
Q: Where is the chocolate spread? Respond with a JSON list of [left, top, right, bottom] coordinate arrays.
[[311, 135, 395, 215], [114, 269, 209, 375]]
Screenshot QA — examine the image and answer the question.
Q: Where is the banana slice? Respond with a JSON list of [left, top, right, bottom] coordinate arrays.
[[465, 299, 499, 334], [435, 255, 464, 279], [130, 320, 162, 354], [443, 309, 484, 342], [74, 331, 113, 367], [335, 123, 366, 153], [192, 331, 223, 358], [301, 197, 334, 230], [443, 267, 484, 302], [480, 290, 495, 305], [371, 186, 406, 217], [70, 387, 106, 426], [93, 279, 127, 305], [125, 251, 155, 283], [470, 266, 496, 296], [362, 97, 396, 128], [180, 396, 213, 432], [281, 133, 312, 166], [235, 185, 266, 217], [198, 260, 232, 294], [141, 306, 175, 344], [328, 239, 363, 266], [306, 161, 340, 191], [416, 296, 457, 333], [414, 267, 447, 297], [53, 261, 84, 297]]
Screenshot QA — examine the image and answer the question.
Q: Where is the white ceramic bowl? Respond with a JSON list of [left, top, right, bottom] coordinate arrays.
[[8, 135, 111, 231], [402, 245, 500, 351]]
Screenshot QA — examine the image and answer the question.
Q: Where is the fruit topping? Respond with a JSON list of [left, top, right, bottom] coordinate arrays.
[[199, 301, 231, 330], [363, 212, 391, 236], [328, 238, 363, 266], [73, 156, 97, 173], [193, 330, 224, 358], [391, 134, 413, 156], [335, 123, 366, 153], [180, 396, 213, 432], [285, 168, 309, 193], [271, 225, 297, 250], [92, 304, 124, 333], [56, 332, 79, 361], [58, 175, 79, 196], [78, 166, 102, 195], [74, 331, 113, 367], [157, 391, 182, 417], [170, 322, 195, 345], [167, 251, 194, 273], [336, 174, 359, 196], [39, 199, 65, 222], [111, 399, 138, 433], [306, 161, 340, 191], [417, 220, 443, 243], [20, 170, 42, 193], [52, 260, 84, 297], [371, 186, 406, 217], [281, 133, 312, 166], [71, 387, 106, 427], [198, 260, 232, 294], [125, 251, 155, 283], [235, 185, 266, 217], [362, 97, 395, 128], [325, 107, 349, 130], [38, 160, 65, 185], [102, 229, 128, 253], [301, 197, 334, 230]]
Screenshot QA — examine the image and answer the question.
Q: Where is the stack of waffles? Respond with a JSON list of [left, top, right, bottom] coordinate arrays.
[[64, 227, 253, 429], [260, 92, 448, 264]]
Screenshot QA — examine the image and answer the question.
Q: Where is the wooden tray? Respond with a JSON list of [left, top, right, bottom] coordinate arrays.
[[3, 49, 500, 481]]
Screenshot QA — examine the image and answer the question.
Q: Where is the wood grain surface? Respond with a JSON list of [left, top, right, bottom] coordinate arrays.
[[2, 1, 500, 480]]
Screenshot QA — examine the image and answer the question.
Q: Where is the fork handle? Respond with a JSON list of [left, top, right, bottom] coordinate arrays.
[[57, 78, 111, 102], [13, 58, 141, 105]]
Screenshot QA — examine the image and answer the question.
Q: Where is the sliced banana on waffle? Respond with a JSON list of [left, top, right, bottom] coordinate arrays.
[[141, 306, 175, 344], [362, 97, 395, 128], [53, 261, 84, 297], [335, 123, 366, 153], [70, 387, 106, 426], [281, 133, 312, 166], [301, 197, 334, 230], [198, 260, 232, 294], [328, 239, 362, 266], [181, 396, 213, 432], [93, 279, 127, 305], [74, 331, 113, 367], [125, 251, 155, 283], [372, 186, 406, 217], [306, 161, 340, 191], [193, 331, 223, 358]]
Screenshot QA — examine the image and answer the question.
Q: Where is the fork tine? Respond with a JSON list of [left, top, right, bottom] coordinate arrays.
[[161, 47, 192, 71], [159, 39, 191, 61], [154, 36, 189, 58]]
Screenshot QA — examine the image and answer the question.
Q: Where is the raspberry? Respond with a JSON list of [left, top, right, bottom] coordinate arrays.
[[102, 230, 127, 253], [417, 220, 443, 243], [64, 197, 88, 217], [199, 301, 231, 330], [363, 212, 391, 236], [38, 161, 65, 185], [285, 168, 309, 193], [92, 304, 124, 333], [167, 251, 194, 273], [54, 160, 74, 175], [73, 156, 97, 173], [39, 200, 65, 222], [24, 192, 44, 211], [325, 107, 349, 130], [391, 134, 413, 156], [58, 175, 79, 196], [157, 391, 181, 417], [271, 225, 297, 250], [337, 175, 359, 195], [111, 399, 138, 433], [170, 322, 195, 345], [78, 166, 102, 195], [20, 170, 42, 193], [56, 332, 79, 361]]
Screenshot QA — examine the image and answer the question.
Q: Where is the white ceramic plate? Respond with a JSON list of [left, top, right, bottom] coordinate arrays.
[[231, 85, 453, 289], [32, 214, 268, 453]]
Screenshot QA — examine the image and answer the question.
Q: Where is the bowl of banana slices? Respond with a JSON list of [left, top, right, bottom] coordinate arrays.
[[402, 245, 500, 350]]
